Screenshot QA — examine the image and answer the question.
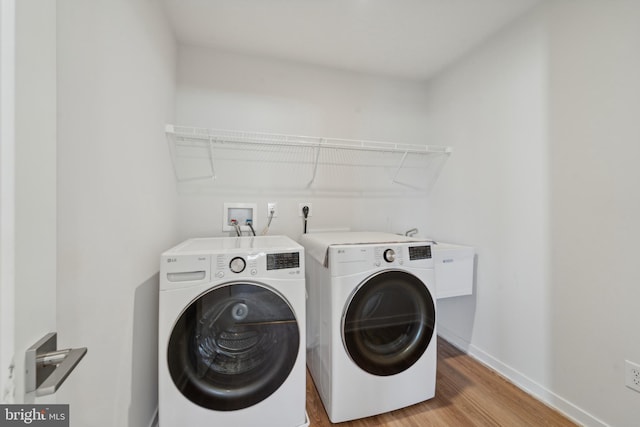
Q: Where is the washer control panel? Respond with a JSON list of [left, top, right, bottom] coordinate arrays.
[[161, 236, 304, 288], [213, 250, 302, 279]]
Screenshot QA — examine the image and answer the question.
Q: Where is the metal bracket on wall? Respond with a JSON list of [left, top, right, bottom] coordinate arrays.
[[306, 139, 323, 188], [25, 333, 87, 396]]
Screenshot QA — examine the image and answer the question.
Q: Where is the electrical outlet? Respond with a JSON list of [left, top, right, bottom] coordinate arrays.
[[299, 203, 313, 217], [625, 360, 640, 393], [267, 202, 278, 218]]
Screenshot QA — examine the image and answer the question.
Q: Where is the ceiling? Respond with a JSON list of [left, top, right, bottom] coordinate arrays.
[[162, 0, 541, 81]]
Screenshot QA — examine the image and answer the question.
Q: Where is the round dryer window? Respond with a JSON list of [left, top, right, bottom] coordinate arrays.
[[167, 282, 300, 411], [342, 270, 435, 376]]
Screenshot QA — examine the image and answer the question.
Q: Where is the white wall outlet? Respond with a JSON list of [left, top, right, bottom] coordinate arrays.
[[223, 202, 257, 232], [298, 203, 312, 217], [626, 360, 640, 393], [267, 202, 278, 218]]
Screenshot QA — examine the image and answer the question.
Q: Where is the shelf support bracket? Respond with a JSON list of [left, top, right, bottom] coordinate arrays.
[[391, 150, 409, 184], [306, 139, 323, 188], [208, 137, 217, 181]]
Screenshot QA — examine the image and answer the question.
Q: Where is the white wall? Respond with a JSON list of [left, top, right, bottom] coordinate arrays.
[[0, 0, 16, 403], [56, 0, 177, 425], [13, 0, 58, 401], [426, 1, 556, 412], [546, 1, 640, 426], [428, 2, 640, 426], [175, 47, 434, 241]]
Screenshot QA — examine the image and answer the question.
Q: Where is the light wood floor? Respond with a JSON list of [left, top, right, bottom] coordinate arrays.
[[306, 337, 578, 426]]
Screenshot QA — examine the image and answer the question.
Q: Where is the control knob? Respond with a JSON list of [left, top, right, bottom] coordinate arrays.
[[229, 257, 246, 273], [383, 249, 396, 263]]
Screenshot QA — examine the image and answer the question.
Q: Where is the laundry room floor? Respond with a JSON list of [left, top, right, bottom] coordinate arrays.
[[305, 337, 578, 426]]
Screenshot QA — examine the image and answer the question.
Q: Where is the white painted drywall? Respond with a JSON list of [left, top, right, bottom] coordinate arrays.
[[428, 2, 640, 426], [164, 0, 541, 80], [174, 47, 433, 241], [0, 0, 16, 403], [545, 1, 640, 426], [426, 2, 557, 412], [56, 0, 177, 425], [12, 0, 58, 402]]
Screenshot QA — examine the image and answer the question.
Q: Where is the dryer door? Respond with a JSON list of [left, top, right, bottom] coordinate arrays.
[[342, 270, 435, 376], [167, 282, 299, 410]]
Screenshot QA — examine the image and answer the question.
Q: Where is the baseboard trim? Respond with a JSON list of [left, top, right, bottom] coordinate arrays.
[[437, 325, 609, 427]]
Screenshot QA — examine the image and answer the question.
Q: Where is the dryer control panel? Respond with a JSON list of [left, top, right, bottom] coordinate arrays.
[[409, 245, 432, 260], [329, 243, 433, 276]]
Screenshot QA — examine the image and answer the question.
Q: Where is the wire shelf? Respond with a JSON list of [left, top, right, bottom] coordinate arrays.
[[165, 125, 452, 195]]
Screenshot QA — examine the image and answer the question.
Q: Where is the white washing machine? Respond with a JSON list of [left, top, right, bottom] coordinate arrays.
[[159, 236, 308, 427], [300, 232, 437, 423]]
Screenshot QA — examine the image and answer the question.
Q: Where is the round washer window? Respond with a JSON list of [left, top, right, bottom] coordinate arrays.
[[167, 283, 299, 411], [342, 270, 435, 376]]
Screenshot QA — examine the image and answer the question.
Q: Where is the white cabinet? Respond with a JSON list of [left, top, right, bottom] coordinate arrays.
[[432, 242, 475, 299]]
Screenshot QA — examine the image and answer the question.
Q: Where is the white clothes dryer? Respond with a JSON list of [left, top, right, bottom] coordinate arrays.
[[300, 232, 437, 423], [159, 236, 307, 427]]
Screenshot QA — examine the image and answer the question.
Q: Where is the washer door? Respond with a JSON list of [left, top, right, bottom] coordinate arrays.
[[167, 282, 299, 411], [342, 270, 435, 376]]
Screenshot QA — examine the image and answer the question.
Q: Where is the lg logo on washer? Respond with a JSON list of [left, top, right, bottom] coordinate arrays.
[[166, 256, 207, 263]]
